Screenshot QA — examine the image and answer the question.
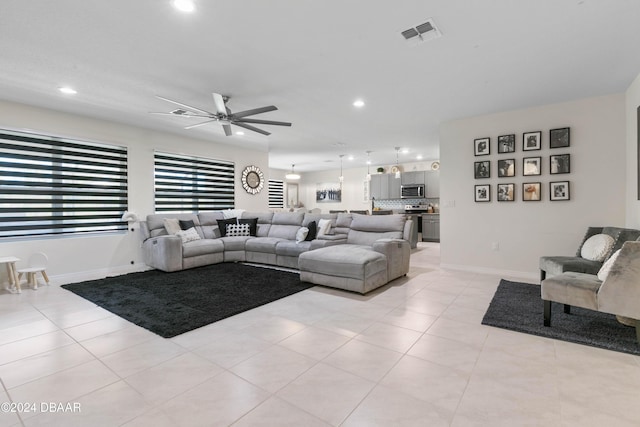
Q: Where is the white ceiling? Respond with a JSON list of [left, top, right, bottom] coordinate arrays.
[[1, 0, 639, 172]]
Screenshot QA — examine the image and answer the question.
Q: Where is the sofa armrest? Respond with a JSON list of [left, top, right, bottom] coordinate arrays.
[[373, 238, 410, 281], [142, 235, 183, 272]]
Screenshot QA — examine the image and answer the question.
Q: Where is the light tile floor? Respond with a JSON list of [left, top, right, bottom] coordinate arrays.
[[1, 243, 639, 426]]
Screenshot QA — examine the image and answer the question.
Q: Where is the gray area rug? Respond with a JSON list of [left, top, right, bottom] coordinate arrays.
[[62, 263, 313, 338], [482, 279, 640, 355]]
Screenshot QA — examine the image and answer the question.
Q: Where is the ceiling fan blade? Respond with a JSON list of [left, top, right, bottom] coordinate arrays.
[[235, 118, 292, 127], [149, 112, 212, 118], [155, 95, 213, 116], [231, 106, 278, 119], [222, 124, 232, 136], [184, 120, 218, 130], [212, 93, 227, 115], [233, 122, 271, 136]]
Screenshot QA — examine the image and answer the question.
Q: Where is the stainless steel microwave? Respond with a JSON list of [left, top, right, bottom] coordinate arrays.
[[401, 184, 425, 198]]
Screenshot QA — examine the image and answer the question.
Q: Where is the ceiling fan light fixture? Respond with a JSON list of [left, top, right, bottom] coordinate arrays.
[[173, 0, 195, 13], [285, 164, 300, 180]]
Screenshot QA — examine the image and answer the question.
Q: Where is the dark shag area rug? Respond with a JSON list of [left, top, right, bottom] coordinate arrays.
[[482, 279, 640, 355], [62, 263, 313, 338]]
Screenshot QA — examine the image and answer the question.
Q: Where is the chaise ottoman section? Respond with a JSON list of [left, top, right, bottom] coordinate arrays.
[[298, 245, 388, 294]]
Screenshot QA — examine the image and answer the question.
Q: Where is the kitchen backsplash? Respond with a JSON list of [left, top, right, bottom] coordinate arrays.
[[372, 198, 439, 211]]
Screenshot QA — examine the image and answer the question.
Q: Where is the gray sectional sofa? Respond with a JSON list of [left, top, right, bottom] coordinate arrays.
[[139, 211, 414, 294]]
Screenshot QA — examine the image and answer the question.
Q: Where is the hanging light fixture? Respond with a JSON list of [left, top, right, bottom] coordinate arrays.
[[394, 147, 401, 178], [339, 154, 345, 183], [365, 151, 372, 181], [285, 164, 300, 180]]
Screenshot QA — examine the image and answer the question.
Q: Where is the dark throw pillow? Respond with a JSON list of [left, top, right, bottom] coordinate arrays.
[[238, 217, 258, 236], [216, 218, 237, 237], [179, 219, 195, 230], [304, 221, 317, 241]]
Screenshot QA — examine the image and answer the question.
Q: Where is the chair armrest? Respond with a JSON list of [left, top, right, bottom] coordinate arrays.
[[373, 238, 410, 281], [597, 241, 640, 318], [142, 235, 183, 272]]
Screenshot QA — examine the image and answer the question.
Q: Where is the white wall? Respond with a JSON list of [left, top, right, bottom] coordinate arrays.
[[625, 72, 640, 229], [0, 100, 269, 283], [440, 93, 627, 279]]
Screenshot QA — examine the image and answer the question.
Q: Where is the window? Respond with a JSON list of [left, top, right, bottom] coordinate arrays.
[[268, 179, 284, 209], [0, 129, 128, 239], [154, 151, 235, 213]]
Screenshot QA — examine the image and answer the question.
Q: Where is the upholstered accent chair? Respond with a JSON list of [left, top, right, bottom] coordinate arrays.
[[541, 241, 640, 342], [539, 226, 640, 281]]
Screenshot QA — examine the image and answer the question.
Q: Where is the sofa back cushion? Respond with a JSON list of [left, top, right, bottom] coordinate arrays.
[[197, 211, 225, 238], [347, 214, 406, 246], [242, 212, 275, 237], [147, 214, 201, 238], [335, 213, 353, 235], [268, 212, 304, 240]]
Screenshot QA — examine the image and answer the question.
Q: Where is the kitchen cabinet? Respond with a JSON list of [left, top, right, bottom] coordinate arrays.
[[425, 170, 440, 198], [401, 171, 425, 186], [370, 174, 400, 200], [422, 214, 440, 242]]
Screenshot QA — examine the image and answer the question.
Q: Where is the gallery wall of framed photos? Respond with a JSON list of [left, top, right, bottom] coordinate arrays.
[[473, 127, 571, 202]]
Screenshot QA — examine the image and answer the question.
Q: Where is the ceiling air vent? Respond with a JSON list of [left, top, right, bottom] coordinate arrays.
[[401, 18, 441, 45]]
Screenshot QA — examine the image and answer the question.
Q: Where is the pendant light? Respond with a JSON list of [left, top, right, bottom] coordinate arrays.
[[394, 147, 401, 178], [365, 151, 372, 181], [339, 154, 345, 183], [285, 164, 300, 180]]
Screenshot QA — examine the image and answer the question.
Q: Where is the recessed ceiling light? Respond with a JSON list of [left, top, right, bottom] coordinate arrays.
[[401, 148, 409, 154], [353, 99, 365, 108], [173, 0, 195, 13], [235, 131, 245, 136], [58, 87, 77, 95], [348, 155, 354, 161], [416, 154, 423, 160]]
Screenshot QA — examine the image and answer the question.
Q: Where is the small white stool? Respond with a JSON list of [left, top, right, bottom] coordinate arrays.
[[0, 256, 21, 293], [17, 253, 49, 290]]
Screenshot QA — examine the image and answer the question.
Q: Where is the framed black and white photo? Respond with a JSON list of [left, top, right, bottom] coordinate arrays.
[[523, 182, 541, 201], [523, 131, 541, 151], [497, 134, 516, 153], [550, 154, 570, 174], [550, 181, 570, 201], [316, 182, 342, 203], [522, 156, 541, 176], [474, 161, 490, 179], [475, 184, 490, 202], [497, 159, 515, 177], [550, 127, 570, 148], [497, 183, 515, 201], [474, 137, 490, 156]]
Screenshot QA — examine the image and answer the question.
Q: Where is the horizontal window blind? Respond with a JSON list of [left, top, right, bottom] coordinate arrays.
[[0, 129, 128, 239], [268, 179, 284, 208], [154, 151, 235, 213]]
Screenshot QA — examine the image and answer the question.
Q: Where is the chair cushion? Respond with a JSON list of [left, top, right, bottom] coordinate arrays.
[[539, 256, 602, 277], [580, 234, 614, 261]]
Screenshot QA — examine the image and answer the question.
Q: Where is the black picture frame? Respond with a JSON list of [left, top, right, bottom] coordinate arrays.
[[474, 161, 490, 179], [474, 138, 490, 156], [522, 156, 541, 176], [550, 154, 570, 174], [550, 127, 570, 148], [475, 184, 490, 202], [497, 183, 515, 201], [523, 182, 541, 201], [523, 131, 541, 151], [550, 181, 570, 201], [497, 159, 515, 177], [497, 134, 516, 153]]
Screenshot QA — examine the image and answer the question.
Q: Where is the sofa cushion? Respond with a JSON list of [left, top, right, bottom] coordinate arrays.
[[541, 272, 601, 310], [296, 227, 309, 243], [580, 234, 614, 261], [276, 240, 312, 257], [175, 227, 201, 244], [217, 218, 237, 237], [179, 219, 195, 230], [245, 237, 287, 253], [304, 221, 317, 241], [220, 236, 253, 251], [238, 218, 258, 236], [242, 212, 275, 237], [226, 223, 251, 237], [164, 218, 182, 235], [182, 238, 224, 258], [299, 245, 387, 281], [317, 219, 332, 237]]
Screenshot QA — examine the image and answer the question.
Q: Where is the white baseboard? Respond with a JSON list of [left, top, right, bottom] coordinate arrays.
[[51, 262, 151, 286], [440, 263, 539, 283]]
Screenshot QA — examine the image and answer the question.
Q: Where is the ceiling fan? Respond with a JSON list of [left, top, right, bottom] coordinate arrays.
[[150, 92, 292, 136]]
